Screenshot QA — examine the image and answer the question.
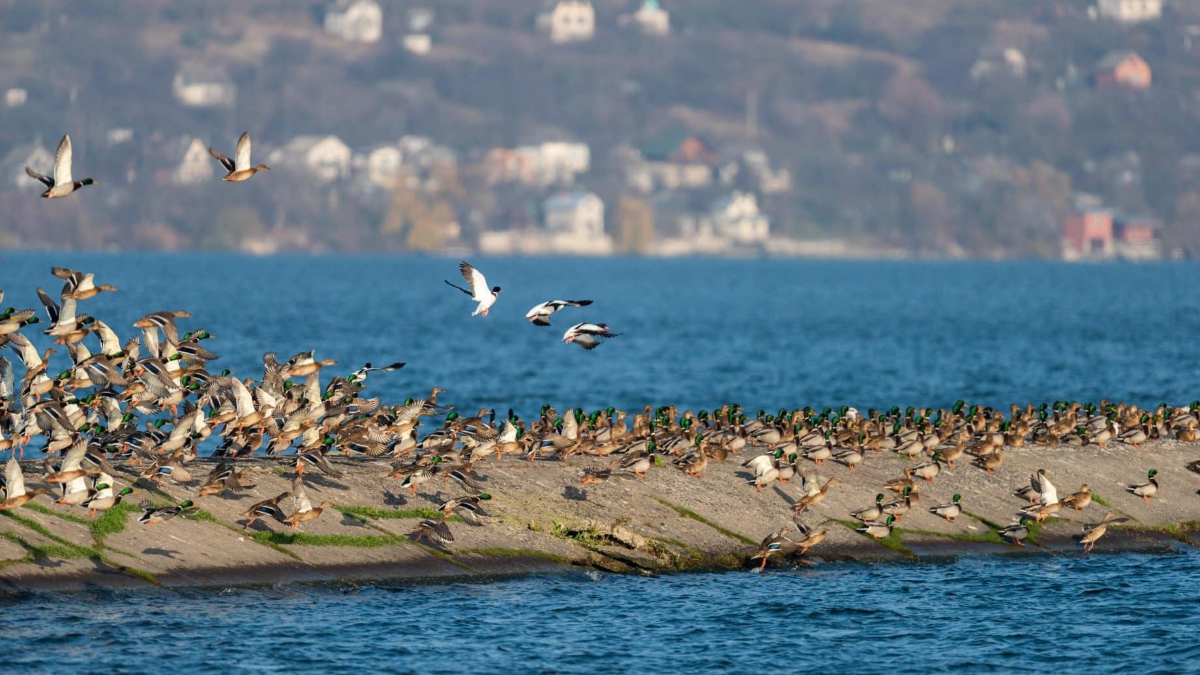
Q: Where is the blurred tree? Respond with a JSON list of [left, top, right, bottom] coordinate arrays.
[[617, 195, 655, 253]]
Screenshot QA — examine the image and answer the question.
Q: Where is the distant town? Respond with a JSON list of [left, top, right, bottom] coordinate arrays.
[[1, 0, 1196, 261]]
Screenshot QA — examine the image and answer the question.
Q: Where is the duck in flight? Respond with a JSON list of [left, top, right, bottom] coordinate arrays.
[[445, 261, 501, 317], [25, 135, 96, 198], [209, 132, 271, 182], [525, 299, 593, 327], [562, 322, 620, 350]]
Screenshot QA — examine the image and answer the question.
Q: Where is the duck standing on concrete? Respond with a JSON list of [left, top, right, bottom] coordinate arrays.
[[1125, 469, 1159, 502], [445, 261, 501, 317]]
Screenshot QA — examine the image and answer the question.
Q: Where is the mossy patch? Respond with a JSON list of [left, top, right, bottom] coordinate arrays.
[[337, 505, 459, 522], [23, 503, 91, 525], [831, 518, 916, 557], [1091, 492, 1112, 508], [652, 498, 757, 545], [249, 531, 402, 548], [88, 502, 140, 542], [465, 547, 568, 563]]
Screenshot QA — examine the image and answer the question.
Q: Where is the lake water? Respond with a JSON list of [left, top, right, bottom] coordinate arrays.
[[3, 253, 1199, 673], [3, 254, 1199, 415], [5, 552, 1199, 675]]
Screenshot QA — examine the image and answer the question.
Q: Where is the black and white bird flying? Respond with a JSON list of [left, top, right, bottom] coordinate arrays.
[[525, 299, 593, 327], [444, 261, 501, 317], [562, 322, 621, 350]]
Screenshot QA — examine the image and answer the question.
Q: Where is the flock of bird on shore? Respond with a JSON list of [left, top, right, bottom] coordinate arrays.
[[0, 134, 1194, 565], [0, 263, 1193, 569]]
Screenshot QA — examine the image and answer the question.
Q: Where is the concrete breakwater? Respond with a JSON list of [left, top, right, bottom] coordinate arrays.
[[2, 438, 1198, 592]]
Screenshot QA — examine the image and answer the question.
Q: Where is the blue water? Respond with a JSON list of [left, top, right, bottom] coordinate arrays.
[[3, 253, 1200, 414], [5, 552, 1199, 674], [4, 253, 1200, 673]]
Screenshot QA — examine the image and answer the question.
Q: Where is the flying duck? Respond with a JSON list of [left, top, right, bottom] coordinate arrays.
[[445, 261, 501, 317], [562, 322, 620, 350], [525, 299, 593, 326], [209, 132, 271, 182], [25, 134, 96, 198]]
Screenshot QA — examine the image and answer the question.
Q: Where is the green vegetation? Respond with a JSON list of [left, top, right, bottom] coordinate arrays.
[[337, 505, 454, 521], [88, 502, 140, 541], [249, 531, 402, 548], [652, 498, 757, 546], [1092, 493, 1112, 508], [898, 526, 1003, 545], [24, 503, 90, 525], [465, 548, 568, 563]]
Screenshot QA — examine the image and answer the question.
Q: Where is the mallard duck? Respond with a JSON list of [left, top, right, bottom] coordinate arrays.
[[911, 455, 943, 482], [857, 514, 896, 539], [80, 480, 133, 517], [1060, 484, 1092, 512], [973, 449, 1003, 474], [929, 494, 962, 522], [284, 475, 334, 529], [998, 519, 1030, 547], [138, 499, 196, 525], [1118, 423, 1148, 449], [242, 491, 291, 528], [411, 518, 453, 546], [1125, 468, 1158, 502], [198, 462, 256, 497], [833, 447, 863, 471], [802, 444, 832, 465], [1078, 511, 1129, 553], [794, 476, 838, 514], [886, 468, 915, 493], [209, 132, 270, 182], [0, 457, 51, 510], [438, 494, 492, 525], [750, 526, 795, 570], [1020, 499, 1062, 523], [881, 486, 916, 520], [25, 135, 96, 198], [1026, 469, 1058, 505], [939, 441, 965, 469], [1188, 459, 1200, 476], [673, 447, 708, 478], [850, 493, 886, 522]]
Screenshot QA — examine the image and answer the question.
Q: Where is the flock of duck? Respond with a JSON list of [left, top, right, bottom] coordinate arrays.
[[0, 265, 1194, 572]]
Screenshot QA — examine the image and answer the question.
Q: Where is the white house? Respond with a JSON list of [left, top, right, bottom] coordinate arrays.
[[403, 33, 432, 55], [270, 135, 352, 183], [365, 145, 402, 188], [1098, 0, 1162, 23], [544, 191, 605, 237], [175, 138, 214, 185], [2, 141, 54, 190], [710, 192, 770, 244], [4, 88, 27, 108], [621, 0, 669, 36], [537, 1, 595, 43], [325, 0, 383, 43], [173, 65, 236, 108]]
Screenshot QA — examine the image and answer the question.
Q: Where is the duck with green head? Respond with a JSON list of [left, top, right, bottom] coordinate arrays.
[[25, 134, 96, 198], [1126, 468, 1158, 502]]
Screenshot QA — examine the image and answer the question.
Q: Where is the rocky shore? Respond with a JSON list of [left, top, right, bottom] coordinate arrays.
[[3, 438, 1198, 592]]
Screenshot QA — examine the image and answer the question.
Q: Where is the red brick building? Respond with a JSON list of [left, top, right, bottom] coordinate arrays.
[[1062, 208, 1114, 259], [1094, 51, 1152, 89]]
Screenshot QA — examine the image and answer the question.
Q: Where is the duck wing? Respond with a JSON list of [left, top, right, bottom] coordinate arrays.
[[459, 261, 489, 302], [52, 134, 72, 187], [234, 132, 252, 172], [24, 166, 53, 189], [4, 456, 26, 498], [209, 147, 235, 173]]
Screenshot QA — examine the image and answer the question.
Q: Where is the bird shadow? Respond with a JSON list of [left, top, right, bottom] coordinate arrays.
[[238, 519, 279, 532], [340, 514, 370, 528], [142, 547, 182, 559], [381, 490, 408, 507], [304, 474, 349, 491], [734, 470, 757, 482], [562, 485, 588, 502], [772, 485, 797, 506]]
